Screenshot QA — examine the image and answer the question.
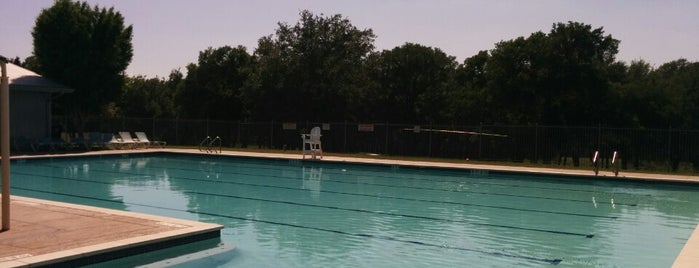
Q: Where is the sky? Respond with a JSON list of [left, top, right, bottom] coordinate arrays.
[[2, 0, 699, 78]]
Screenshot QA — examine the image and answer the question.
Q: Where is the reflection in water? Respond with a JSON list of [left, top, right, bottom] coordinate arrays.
[[302, 167, 323, 199], [110, 158, 196, 220], [199, 160, 221, 180]]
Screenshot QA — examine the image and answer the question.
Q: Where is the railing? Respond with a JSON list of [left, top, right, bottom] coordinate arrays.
[[611, 151, 619, 176], [592, 150, 600, 175], [209, 136, 222, 154], [61, 117, 699, 173], [198, 136, 221, 154], [198, 136, 211, 152]]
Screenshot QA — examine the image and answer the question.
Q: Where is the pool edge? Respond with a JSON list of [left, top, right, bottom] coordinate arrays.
[[1, 195, 224, 268], [7, 148, 699, 266], [673, 223, 699, 268]]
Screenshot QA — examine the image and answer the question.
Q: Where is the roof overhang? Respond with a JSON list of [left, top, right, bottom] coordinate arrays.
[[6, 63, 74, 94]]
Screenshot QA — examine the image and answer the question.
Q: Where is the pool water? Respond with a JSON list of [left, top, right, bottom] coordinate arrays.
[[9, 153, 699, 267]]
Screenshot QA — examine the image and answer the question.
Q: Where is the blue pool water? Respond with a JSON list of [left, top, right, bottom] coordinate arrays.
[[9, 153, 699, 267]]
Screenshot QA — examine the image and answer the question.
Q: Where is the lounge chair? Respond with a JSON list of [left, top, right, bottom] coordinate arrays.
[[301, 127, 323, 159], [134, 132, 166, 148], [117, 131, 145, 149], [86, 132, 119, 150], [104, 133, 124, 149]]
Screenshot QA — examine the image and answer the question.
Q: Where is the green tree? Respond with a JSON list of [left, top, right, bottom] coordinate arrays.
[[243, 36, 287, 121], [485, 22, 619, 125], [118, 75, 175, 118], [32, 0, 133, 132], [368, 43, 457, 123], [176, 46, 252, 120], [247, 10, 375, 121], [610, 60, 655, 127], [452, 50, 491, 124], [650, 59, 699, 129], [486, 32, 549, 124], [544, 22, 619, 125]]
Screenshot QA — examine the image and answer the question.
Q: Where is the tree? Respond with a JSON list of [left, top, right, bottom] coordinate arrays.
[[32, 0, 133, 132], [650, 59, 699, 129], [247, 10, 375, 121], [118, 75, 176, 118], [452, 50, 491, 124], [609, 60, 655, 127], [368, 43, 457, 123], [543, 22, 619, 125], [176, 46, 252, 120], [486, 32, 549, 124], [485, 22, 619, 125]]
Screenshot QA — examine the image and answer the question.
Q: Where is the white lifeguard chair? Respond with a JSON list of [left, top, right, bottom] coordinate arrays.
[[301, 127, 323, 159]]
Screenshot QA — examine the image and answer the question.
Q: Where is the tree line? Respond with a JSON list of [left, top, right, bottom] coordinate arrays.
[[25, 1, 699, 131]]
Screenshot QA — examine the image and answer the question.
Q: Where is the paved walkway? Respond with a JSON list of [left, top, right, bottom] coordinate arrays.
[[0, 196, 222, 267]]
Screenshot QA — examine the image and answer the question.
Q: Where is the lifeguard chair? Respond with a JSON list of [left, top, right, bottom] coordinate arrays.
[[301, 127, 322, 159]]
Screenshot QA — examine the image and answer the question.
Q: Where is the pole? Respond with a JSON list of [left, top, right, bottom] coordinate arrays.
[[1, 57, 11, 231]]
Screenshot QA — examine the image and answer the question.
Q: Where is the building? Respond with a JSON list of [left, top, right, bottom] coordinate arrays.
[[4, 62, 73, 147]]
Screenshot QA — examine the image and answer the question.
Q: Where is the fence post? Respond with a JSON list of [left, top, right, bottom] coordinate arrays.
[[175, 118, 179, 146], [270, 121, 274, 149], [478, 123, 483, 159], [428, 122, 433, 157], [534, 124, 538, 164], [597, 124, 601, 153], [237, 121, 241, 147], [668, 125, 672, 172], [385, 122, 389, 155], [343, 121, 347, 153]]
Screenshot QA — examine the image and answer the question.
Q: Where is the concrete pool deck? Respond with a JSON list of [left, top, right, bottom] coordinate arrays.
[[2, 148, 698, 266], [0, 195, 223, 267]]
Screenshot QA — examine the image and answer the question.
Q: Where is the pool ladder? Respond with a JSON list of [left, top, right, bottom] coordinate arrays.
[[592, 150, 619, 176], [199, 136, 222, 154]]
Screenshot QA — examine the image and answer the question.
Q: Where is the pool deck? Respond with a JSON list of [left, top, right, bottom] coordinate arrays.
[[0, 195, 223, 267], [2, 148, 699, 267]]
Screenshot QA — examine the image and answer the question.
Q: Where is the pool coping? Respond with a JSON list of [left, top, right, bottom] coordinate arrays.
[[0, 195, 223, 267], [5, 148, 699, 266]]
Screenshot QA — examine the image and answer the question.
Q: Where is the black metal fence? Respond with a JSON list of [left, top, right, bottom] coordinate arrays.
[[83, 117, 699, 173]]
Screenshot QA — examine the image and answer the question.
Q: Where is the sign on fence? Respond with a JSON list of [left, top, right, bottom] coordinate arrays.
[[283, 123, 297, 130], [358, 124, 374, 132]]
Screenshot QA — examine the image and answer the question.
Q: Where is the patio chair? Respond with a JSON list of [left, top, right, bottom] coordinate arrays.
[[301, 127, 323, 159], [117, 131, 144, 149], [104, 133, 124, 149], [134, 132, 166, 148]]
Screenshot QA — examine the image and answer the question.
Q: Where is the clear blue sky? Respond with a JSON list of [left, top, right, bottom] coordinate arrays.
[[2, 0, 698, 78]]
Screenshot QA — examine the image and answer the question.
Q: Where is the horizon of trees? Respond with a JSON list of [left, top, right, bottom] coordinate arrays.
[[18, 7, 699, 130]]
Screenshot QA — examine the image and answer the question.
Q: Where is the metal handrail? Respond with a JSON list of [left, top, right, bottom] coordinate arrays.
[[611, 151, 619, 176], [198, 136, 222, 154], [592, 150, 599, 175], [198, 136, 211, 152], [208, 136, 222, 154]]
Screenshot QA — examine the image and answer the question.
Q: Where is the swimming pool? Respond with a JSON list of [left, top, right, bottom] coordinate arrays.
[[9, 153, 699, 267]]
